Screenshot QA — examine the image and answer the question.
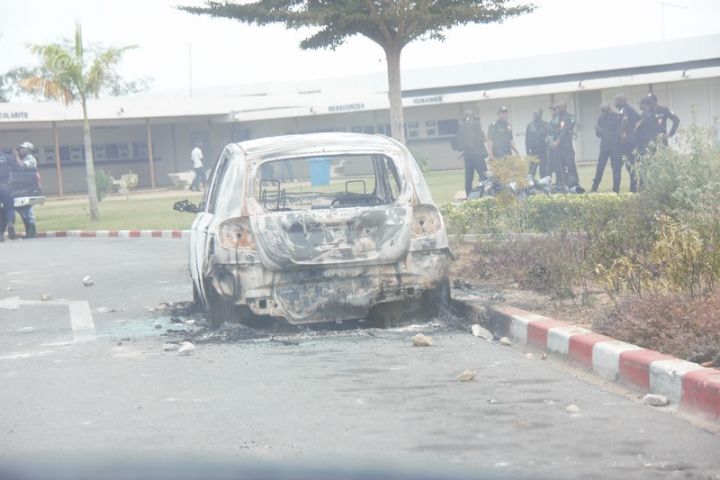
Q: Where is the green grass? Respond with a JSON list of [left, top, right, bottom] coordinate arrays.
[[22, 163, 621, 232], [28, 192, 203, 232]]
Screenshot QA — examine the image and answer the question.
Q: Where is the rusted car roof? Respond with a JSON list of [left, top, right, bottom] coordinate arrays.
[[230, 132, 404, 162]]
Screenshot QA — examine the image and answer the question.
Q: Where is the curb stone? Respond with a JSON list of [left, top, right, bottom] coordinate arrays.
[[454, 298, 720, 421], [2, 230, 190, 240]]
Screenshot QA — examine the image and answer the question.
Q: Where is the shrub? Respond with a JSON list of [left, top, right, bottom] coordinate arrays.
[[95, 169, 114, 202], [594, 290, 720, 365]]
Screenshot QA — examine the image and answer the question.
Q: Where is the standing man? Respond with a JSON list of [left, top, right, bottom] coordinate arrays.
[[591, 104, 621, 193], [453, 110, 489, 197], [548, 102, 581, 189], [15, 141, 38, 238], [647, 93, 680, 146], [614, 93, 641, 192], [525, 108, 550, 178], [189, 142, 206, 192], [0, 152, 19, 241], [635, 96, 661, 157], [487, 106, 519, 163]]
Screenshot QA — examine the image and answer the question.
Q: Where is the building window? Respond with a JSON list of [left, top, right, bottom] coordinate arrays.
[[93, 144, 106, 161], [105, 143, 120, 160], [43, 146, 55, 164], [133, 142, 148, 159], [363, 125, 375, 134], [118, 143, 129, 159], [437, 119, 459, 136]]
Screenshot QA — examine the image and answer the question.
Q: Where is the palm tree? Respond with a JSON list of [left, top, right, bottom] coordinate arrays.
[[21, 21, 136, 221]]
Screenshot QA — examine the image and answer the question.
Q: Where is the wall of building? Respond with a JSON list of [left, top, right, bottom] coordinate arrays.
[[2, 77, 718, 195]]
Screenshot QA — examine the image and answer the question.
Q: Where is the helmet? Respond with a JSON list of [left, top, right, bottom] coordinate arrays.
[[18, 141, 34, 150]]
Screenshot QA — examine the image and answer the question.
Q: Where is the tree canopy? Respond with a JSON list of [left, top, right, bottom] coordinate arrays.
[[180, 1, 535, 51], [180, 1, 535, 143]]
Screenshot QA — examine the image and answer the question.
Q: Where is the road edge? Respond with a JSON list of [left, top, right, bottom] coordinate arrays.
[[453, 296, 720, 422], [3, 230, 190, 239]]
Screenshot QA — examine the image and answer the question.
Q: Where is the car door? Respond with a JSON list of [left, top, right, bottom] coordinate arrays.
[[190, 151, 231, 305]]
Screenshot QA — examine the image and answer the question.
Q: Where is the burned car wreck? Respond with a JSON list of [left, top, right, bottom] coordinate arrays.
[[181, 133, 452, 327]]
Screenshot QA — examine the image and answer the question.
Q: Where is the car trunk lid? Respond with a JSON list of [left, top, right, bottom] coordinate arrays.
[[252, 205, 412, 269]]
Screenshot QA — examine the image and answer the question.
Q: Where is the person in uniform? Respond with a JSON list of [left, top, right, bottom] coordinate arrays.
[[525, 108, 550, 178], [591, 103, 621, 193], [646, 93, 679, 146], [453, 110, 489, 197], [614, 93, 641, 192], [547, 102, 581, 189], [487, 106, 518, 162], [15, 141, 38, 238], [635, 96, 661, 156], [0, 151, 21, 241]]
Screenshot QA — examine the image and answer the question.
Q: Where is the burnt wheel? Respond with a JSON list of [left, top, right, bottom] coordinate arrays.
[[206, 283, 236, 329], [422, 277, 452, 318]]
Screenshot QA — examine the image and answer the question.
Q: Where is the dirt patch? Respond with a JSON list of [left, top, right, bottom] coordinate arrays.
[[449, 240, 719, 367], [449, 240, 613, 329]]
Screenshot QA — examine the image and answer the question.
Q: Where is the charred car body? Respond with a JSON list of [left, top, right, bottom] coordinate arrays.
[[183, 133, 451, 327]]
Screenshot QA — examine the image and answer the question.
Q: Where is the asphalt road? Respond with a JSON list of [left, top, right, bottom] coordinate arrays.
[[1, 238, 719, 479]]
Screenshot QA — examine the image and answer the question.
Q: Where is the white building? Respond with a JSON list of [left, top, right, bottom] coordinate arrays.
[[1, 34, 719, 195]]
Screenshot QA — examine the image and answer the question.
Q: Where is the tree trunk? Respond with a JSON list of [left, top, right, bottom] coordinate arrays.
[[81, 100, 100, 221], [384, 44, 405, 144]]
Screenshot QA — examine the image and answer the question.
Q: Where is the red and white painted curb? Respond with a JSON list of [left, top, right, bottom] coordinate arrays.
[[17, 230, 190, 239], [482, 305, 720, 421]]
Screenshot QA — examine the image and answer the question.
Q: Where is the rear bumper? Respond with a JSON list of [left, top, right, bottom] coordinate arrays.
[[209, 248, 452, 324], [14, 196, 45, 208]]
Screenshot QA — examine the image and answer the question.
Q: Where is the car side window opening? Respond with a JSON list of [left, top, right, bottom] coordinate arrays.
[[253, 154, 403, 211], [205, 153, 231, 214]]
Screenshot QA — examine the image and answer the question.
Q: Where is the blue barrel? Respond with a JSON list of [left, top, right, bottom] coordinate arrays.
[[308, 157, 331, 186]]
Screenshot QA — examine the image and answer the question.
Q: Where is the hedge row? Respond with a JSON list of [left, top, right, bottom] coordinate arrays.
[[440, 193, 635, 236]]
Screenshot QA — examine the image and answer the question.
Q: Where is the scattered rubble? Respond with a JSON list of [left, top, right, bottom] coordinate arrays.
[[524, 352, 534, 359], [82, 276, 94, 287], [499, 337, 512, 346], [565, 404, 582, 415], [163, 343, 179, 352], [457, 369, 476, 382], [96, 307, 117, 314], [541, 353, 548, 360], [170, 317, 183, 324], [153, 322, 163, 329], [178, 342, 196, 356], [471, 324, 493, 340], [453, 279, 473, 290], [412, 333, 433, 347], [642, 394, 670, 407], [40, 294, 51, 301], [487, 398, 498, 404]]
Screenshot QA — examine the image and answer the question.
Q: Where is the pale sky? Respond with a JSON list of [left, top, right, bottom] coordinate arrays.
[[1, 0, 719, 95]]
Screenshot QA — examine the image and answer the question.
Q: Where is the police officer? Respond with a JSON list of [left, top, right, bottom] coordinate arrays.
[[614, 93, 641, 192], [525, 108, 550, 178], [591, 103, 621, 193], [15, 141, 38, 238], [635, 96, 660, 156], [453, 110, 489, 197], [0, 151, 19, 242], [487, 106, 518, 162], [647, 93, 679, 146], [548, 102, 581, 189]]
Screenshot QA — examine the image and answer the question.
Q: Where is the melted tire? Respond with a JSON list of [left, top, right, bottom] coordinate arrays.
[[206, 284, 236, 329]]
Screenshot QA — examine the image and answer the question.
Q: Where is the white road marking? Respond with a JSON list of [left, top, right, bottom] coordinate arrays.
[[0, 350, 55, 360], [1, 296, 97, 343], [66, 301, 97, 342], [0, 296, 20, 310]]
